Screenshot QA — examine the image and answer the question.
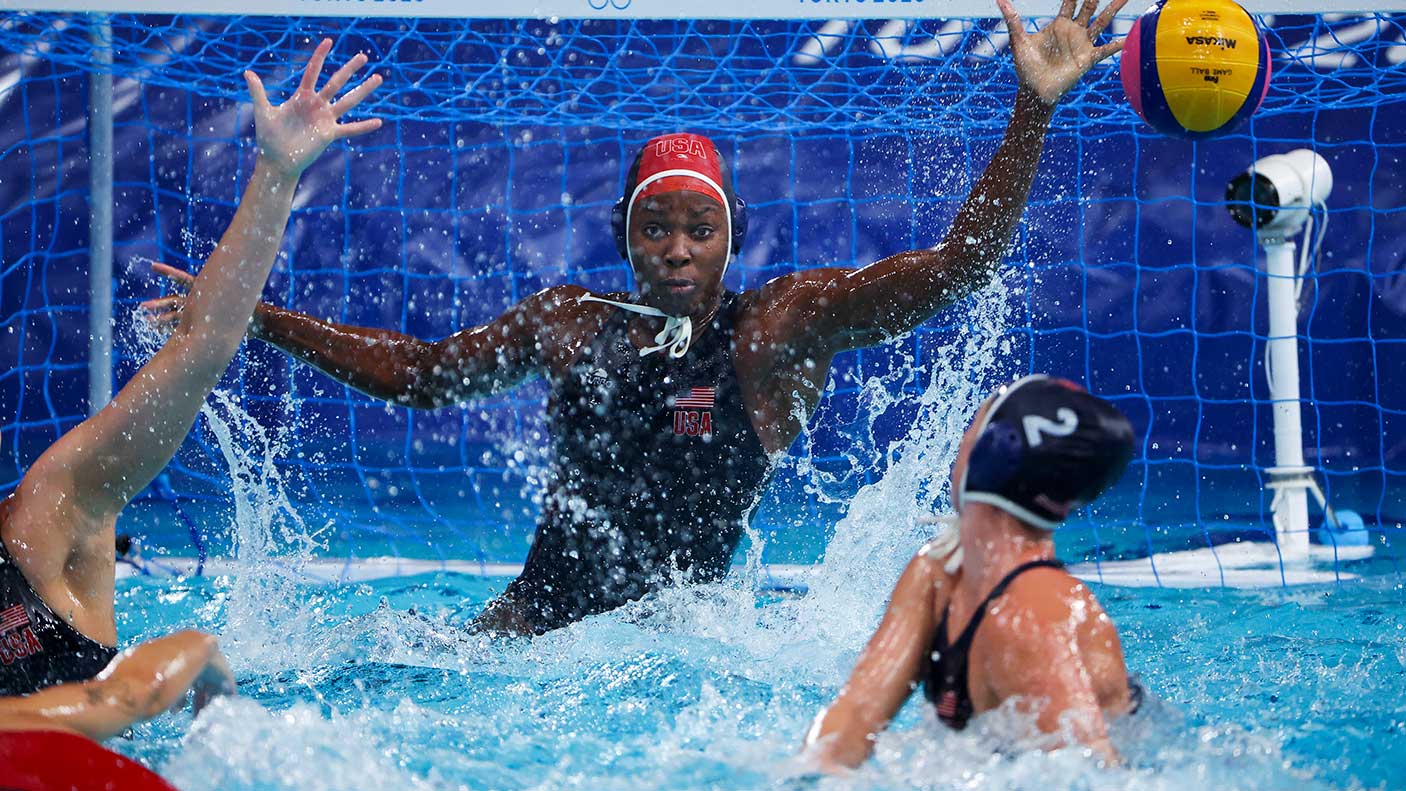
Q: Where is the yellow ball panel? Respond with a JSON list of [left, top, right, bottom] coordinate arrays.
[[1153, 0, 1263, 132]]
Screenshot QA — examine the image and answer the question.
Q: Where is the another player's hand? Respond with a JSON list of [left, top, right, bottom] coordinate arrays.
[[139, 263, 194, 334], [140, 262, 266, 336], [190, 649, 237, 715], [999, 0, 1127, 106], [246, 38, 383, 178]]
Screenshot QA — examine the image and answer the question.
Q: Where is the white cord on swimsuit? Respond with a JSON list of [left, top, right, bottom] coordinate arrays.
[[577, 295, 695, 358]]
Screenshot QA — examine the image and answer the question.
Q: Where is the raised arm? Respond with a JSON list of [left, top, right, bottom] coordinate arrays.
[[762, 0, 1126, 355], [802, 551, 945, 772], [12, 42, 381, 540], [0, 630, 235, 742], [147, 279, 583, 409]]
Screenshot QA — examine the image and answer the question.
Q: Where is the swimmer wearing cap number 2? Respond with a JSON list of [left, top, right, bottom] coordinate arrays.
[[803, 376, 1140, 768], [144, 0, 1129, 635]]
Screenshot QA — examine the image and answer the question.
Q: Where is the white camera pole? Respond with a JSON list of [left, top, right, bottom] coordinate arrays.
[[1260, 233, 1310, 562], [1229, 149, 1334, 564]]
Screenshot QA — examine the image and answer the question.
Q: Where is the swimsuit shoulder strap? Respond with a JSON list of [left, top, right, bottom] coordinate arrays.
[[932, 600, 954, 650], [948, 559, 1065, 651], [705, 291, 743, 349]]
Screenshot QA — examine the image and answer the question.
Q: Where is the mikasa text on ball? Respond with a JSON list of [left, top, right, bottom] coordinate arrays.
[[1120, 0, 1271, 138]]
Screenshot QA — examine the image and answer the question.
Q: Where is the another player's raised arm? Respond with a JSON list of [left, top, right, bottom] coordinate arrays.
[[16, 41, 381, 534], [763, 0, 1126, 356], [802, 552, 944, 772]]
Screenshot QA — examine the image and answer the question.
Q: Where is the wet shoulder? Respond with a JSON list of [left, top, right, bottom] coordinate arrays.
[[912, 540, 960, 612], [991, 566, 1130, 696], [528, 285, 623, 373], [978, 565, 1088, 647], [734, 272, 832, 338], [730, 286, 765, 326], [732, 284, 808, 368]]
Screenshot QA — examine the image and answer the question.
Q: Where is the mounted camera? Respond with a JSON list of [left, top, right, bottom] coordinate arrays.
[[1225, 149, 1333, 237]]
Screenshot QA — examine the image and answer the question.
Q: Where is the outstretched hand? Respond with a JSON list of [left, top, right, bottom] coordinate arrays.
[[999, 0, 1128, 106], [247, 38, 383, 177], [190, 650, 237, 715], [139, 262, 197, 334]]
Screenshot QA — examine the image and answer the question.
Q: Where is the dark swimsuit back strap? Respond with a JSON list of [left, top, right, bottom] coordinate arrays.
[[947, 559, 1066, 651]]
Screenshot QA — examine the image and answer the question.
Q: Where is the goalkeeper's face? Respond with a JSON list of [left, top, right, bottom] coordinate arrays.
[[627, 189, 731, 318]]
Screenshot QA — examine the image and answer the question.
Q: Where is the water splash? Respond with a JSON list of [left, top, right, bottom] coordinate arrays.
[[163, 697, 437, 791], [115, 273, 1383, 789], [590, 275, 1020, 684], [198, 388, 329, 671], [125, 302, 328, 671], [789, 274, 1017, 643]]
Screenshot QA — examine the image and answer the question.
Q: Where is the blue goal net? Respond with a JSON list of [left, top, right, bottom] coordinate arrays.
[[0, 10, 1403, 579]]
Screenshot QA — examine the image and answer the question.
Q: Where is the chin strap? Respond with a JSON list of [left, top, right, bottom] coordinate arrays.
[[578, 295, 693, 358], [918, 515, 963, 575]]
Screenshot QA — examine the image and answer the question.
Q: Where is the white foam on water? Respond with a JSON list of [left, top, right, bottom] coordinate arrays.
[[121, 271, 1334, 789], [163, 697, 437, 791]]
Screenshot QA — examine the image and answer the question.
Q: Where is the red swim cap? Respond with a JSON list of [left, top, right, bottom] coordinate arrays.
[[628, 132, 728, 209], [0, 730, 180, 791]]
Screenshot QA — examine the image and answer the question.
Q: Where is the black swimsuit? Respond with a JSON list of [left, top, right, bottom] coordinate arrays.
[[923, 559, 1143, 730], [0, 536, 118, 695], [492, 291, 774, 633]]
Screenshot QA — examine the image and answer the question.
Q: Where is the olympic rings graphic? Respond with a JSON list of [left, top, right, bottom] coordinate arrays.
[[587, 0, 632, 9]]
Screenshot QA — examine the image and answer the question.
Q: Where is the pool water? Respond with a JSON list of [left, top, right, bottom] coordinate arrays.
[[99, 285, 1405, 790], [109, 564, 1404, 791]]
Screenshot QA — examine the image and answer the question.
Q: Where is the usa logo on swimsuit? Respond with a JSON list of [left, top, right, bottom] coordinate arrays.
[[672, 386, 715, 437], [0, 604, 44, 665]]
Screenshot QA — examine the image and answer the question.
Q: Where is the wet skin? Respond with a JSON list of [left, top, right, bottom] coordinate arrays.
[[0, 40, 379, 690], [625, 191, 729, 323], [133, 0, 1134, 644], [163, 87, 1063, 456], [803, 394, 1134, 770]]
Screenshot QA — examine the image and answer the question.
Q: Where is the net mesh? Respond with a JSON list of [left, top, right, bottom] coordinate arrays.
[[1, 12, 1403, 577], [0, 15, 1402, 129]]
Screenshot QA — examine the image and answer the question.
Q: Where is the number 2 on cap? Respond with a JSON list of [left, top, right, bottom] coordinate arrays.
[[1023, 408, 1078, 447]]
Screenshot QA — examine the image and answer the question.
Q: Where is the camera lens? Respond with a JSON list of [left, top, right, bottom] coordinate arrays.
[[1226, 172, 1280, 229]]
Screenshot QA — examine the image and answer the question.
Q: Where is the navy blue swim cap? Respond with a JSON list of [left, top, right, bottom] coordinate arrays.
[[958, 375, 1134, 530]]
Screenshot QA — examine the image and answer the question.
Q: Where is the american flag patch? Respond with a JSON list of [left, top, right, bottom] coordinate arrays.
[[936, 690, 959, 720], [674, 387, 716, 409], [0, 604, 29, 635]]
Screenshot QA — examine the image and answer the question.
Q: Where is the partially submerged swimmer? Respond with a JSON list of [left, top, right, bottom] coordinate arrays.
[[0, 40, 378, 788], [143, 0, 1127, 636], [804, 375, 1138, 768], [0, 40, 380, 698]]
